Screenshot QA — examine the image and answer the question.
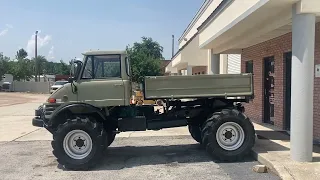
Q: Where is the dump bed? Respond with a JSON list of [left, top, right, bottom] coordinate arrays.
[[143, 73, 253, 99]]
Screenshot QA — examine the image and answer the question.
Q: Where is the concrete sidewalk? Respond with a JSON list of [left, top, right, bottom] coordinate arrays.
[[253, 123, 320, 180]]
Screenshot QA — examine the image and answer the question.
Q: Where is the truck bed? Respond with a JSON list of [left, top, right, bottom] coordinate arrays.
[[143, 73, 253, 99]]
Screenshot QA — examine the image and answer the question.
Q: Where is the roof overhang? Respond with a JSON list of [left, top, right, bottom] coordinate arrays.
[[165, 61, 178, 73], [171, 34, 209, 69], [197, 0, 320, 53], [182, 35, 208, 66], [171, 52, 187, 69], [178, 0, 214, 43]]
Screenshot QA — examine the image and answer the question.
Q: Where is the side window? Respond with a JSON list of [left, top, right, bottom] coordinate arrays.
[[94, 55, 121, 78], [82, 56, 93, 79], [245, 60, 253, 74]]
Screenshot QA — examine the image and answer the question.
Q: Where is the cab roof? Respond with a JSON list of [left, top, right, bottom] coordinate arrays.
[[82, 50, 127, 56]]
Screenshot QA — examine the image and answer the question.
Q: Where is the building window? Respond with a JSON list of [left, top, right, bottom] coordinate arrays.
[[245, 60, 253, 74]]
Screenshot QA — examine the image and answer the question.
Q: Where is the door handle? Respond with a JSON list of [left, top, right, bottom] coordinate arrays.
[[114, 84, 123, 87]]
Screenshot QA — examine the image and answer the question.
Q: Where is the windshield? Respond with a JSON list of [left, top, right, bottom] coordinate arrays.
[[82, 55, 121, 79], [54, 81, 68, 85]]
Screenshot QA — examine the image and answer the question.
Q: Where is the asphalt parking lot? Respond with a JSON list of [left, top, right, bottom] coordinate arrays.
[[0, 92, 279, 180]]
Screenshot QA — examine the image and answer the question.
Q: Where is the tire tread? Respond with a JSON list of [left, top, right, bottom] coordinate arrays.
[[51, 117, 106, 170], [201, 108, 255, 161]]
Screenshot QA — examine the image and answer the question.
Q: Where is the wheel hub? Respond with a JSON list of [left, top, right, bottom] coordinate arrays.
[[216, 122, 245, 151], [75, 137, 85, 148], [224, 130, 233, 139], [63, 130, 93, 159]]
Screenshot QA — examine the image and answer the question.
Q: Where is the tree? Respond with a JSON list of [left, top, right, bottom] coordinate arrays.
[[0, 53, 11, 80], [0, 50, 71, 81], [30, 55, 47, 81], [58, 60, 70, 75], [126, 37, 164, 83], [44, 59, 70, 75], [34, 55, 48, 75], [16, 48, 28, 60], [12, 48, 34, 81]]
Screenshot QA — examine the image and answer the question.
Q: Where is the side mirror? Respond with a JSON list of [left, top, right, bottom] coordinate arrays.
[[69, 60, 82, 81], [125, 57, 131, 77], [68, 77, 74, 83], [70, 62, 76, 76]]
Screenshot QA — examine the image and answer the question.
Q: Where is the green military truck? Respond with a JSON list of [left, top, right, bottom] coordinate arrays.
[[32, 50, 255, 170]]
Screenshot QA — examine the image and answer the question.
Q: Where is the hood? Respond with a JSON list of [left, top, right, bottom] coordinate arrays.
[[51, 85, 64, 88], [48, 83, 77, 103]]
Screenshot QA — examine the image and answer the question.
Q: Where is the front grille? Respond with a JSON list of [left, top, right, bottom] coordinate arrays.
[[44, 104, 60, 119], [2, 84, 10, 89], [52, 87, 58, 90]]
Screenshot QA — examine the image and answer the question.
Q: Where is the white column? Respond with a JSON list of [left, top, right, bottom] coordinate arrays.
[[290, 5, 315, 162], [187, 66, 193, 75], [208, 50, 220, 74], [182, 70, 186, 75], [220, 54, 228, 74]]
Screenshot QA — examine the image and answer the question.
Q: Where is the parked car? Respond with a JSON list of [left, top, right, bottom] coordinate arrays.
[[1, 82, 13, 92], [50, 80, 68, 94]]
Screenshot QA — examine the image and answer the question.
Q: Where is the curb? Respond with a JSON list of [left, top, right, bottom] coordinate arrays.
[[251, 150, 295, 180]]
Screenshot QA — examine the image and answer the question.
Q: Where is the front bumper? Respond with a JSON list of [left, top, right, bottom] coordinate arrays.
[[32, 103, 60, 128], [32, 107, 45, 127], [32, 117, 44, 127]]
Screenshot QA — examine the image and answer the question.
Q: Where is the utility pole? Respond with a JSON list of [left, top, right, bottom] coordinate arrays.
[[172, 35, 174, 58], [35, 31, 38, 82]]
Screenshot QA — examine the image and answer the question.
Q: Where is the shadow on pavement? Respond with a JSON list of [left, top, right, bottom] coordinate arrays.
[[97, 144, 255, 171], [254, 130, 290, 152], [255, 130, 290, 141], [313, 157, 320, 162], [59, 140, 256, 171], [312, 145, 320, 162], [254, 138, 289, 152]]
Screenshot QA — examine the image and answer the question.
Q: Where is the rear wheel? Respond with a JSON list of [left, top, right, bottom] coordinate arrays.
[[201, 109, 255, 161], [188, 125, 202, 143], [51, 116, 106, 170]]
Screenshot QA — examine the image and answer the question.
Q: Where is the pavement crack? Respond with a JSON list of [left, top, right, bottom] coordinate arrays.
[[283, 166, 296, 180], [128, 132, 135, 138], [9, 128, 42, 143]]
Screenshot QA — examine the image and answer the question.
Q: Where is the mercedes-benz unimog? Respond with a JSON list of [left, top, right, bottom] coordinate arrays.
[[32, 50, 256, 170]]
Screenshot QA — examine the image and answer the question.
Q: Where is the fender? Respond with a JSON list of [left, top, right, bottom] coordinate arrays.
[[48, 102, 107, 127]]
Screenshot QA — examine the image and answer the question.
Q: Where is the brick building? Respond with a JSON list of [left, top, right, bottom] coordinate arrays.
[[165, 0, 320, 161], [241, 22, 320, 142]]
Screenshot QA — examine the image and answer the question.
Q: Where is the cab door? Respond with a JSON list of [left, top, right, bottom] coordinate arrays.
[[76, 54, 125, 107]]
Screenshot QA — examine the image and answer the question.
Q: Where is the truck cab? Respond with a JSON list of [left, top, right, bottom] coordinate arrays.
[[49, 50, 132, 105]]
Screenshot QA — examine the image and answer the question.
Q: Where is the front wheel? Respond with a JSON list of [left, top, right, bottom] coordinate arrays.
[[188, 125, 202, 143], [201, 109, 255, 161], [106, 132, 116, 147], [51, 117, 106, 170]]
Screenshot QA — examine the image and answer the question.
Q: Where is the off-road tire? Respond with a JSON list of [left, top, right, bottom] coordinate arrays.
[[201, 109, 255, 161], [106, 132, 116, 147], [51, 117, 106, 170], [188, 125, 202, 143]]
